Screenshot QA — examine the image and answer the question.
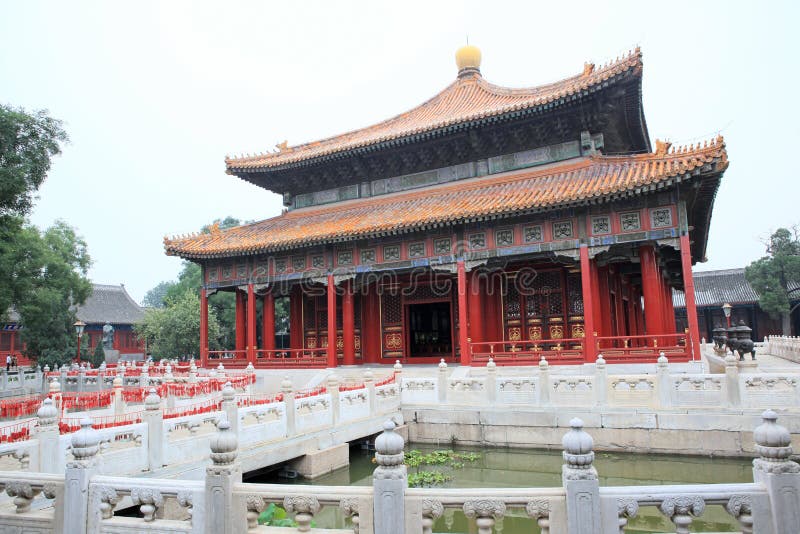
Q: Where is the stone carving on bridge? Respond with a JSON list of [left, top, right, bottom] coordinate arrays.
[[246, 494, 267, 529], [421, 498, 444, 534], [449, 378, 484, 391], [5, 481, 39, 513], [177, 490, 194, 524], [463, 499, 506, 534], [658, 495, 705, 534], [339, 497, 361, 534], [130, 487, 164, 522], [616, 498, 639, 532], [725, 494, 753, 533], [525, 498, 551, 532], [96, 486, 119, 519], [403, 379, 435, 391], [41, 483, 57, 500], [284, 495, 320, 532]]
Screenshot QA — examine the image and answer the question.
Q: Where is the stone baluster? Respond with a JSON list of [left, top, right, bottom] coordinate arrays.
[[176, 490, 194, 526], [327, 373, 340, 427], [373, 420, 406, 534], [96, 485, 120, 520], [131, 487, 164, 522], [723, 353, 741, 408], [281, 377, 296, 437], [364, 368, 376, 416], [140, 362, 149, 388], [49, 378, 62, 411], [5, 480, 40, 513], [486, 358, 496, 404], [752, 409, 800, 534], [562, 418, 600, 534], [725, 495, 754, 533], [189, 358, 197, 383], [525, 498, 551, 533], [594, 355, 607, 407], [656, 352, 671, 408], [421, 499, 443, 534], [77, 366, 86, 392], [143, 388, 164, 470], [340, 497, 361, 534], [112, 376, 124, 415], [245, 494, 267, 531], [64, 418, 100, 533], [285, 495, 321, 532], [464, 499, 506, 534], [206, 420, 243, 534], [437, 360, 448, 404], [393, 359, 402, 380], [221, 381, 239, 436], [538, 357, 550, 406], [37, 397, 59, 473], [658, 495, 704, 533], [615, 498, 638, 533]]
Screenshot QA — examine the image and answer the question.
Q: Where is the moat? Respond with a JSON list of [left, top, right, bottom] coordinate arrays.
[[252, 443, 751, 533]]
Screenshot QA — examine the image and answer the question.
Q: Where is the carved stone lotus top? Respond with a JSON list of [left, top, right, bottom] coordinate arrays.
[[222, 381, 235, 402], [281, 376, 293, 393], [563, 418, 593, 456], [37, 398, 58, 426], [754, 410, 791, 449], [326, 373, 340, 388], [49, 378, 61, 394], [145, 388, 161, 411], [209, 420, 238, 465], [375, 420, 404, 456], [486, 358, 496, 371], [71, 418, 100, 460], [539, 356, 549, 370], [363, 368, 374, 382], [393, 360, 402, 372], [438, 359, 448, 370]]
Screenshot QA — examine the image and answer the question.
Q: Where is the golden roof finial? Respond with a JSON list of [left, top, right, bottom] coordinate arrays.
[[455, 44, 481, 76]]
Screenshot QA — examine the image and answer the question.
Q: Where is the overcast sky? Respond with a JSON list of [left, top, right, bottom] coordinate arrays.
[[2, 1, 798, 304]]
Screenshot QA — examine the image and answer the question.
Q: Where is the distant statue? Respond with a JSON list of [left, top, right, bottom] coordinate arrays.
[[102, 321, 115, 349]]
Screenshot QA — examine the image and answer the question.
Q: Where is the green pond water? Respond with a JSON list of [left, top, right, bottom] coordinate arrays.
[[254, 444, 753, 533]]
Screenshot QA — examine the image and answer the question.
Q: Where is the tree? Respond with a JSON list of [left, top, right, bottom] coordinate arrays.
[[135, 290, 222, 360], [142, 281, 173, 308], [745, 227, 800, 335], [90, 337, 105, 367], [17, 221, 92, 368]]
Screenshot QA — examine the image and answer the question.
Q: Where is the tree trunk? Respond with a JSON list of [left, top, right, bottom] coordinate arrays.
[[782, 311, 792, 336]]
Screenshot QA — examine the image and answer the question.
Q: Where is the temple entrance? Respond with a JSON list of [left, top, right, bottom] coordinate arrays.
[[406, 302, 453, 358]]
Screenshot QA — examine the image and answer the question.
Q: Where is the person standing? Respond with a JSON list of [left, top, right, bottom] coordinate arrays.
[[5, 355, 10, 372]]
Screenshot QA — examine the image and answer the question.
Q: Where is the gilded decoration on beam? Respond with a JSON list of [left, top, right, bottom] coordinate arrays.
[[385, 333, 402, 350], [528, 326, 542, 340], [571, 324, 585, 338], [354, 335, 361, 351], [306, 337, 317, 349], [336, 336, 344, 350], [550, 325, 564, 339], [508, 327, 522, 342]]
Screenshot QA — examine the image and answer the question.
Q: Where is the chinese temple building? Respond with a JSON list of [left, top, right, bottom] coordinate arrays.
[[165, 46, 728, 368]]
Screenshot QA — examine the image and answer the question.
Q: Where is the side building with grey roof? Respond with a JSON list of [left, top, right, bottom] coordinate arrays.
[[76, 284, 146, 358], [672, 268, 799, 340]]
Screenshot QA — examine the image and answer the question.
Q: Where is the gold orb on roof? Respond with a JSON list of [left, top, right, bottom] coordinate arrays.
[[455, 44, 481, 73]]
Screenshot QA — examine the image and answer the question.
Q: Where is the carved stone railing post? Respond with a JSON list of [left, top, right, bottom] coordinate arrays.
[[143, 387, 164, 470], [393, 360, 402, 381], [486, 359, 497, 404], [282, 376, 296, 437], [205, 420, 243, 534], [189, 358, 198, 383], [328, 373, 341, 427], [562, 418, 600, 534], [49, 378, 62, 410], [725, 495, 754, 534], [752, 409, 800, 534], [64, 418, 100, 533], [437, 360, 448, 404], [538, 357, 550, 406], [594, 355, 607, 407], [525, 498, 551, 534], [285, 495, 320, 532], [340, 497, 361, 534], [656, 352, 671, 408], [221, 381, 239, 436], [364, 368, 376, 416], [131, 487, 164, 522], [373, 420, 406, 534], [245, 494, 267, 531], [723, 354, 741, 408], [421, 498, 443, 534], [658, 495, 704, 533], [177, 489, 194, 525], [615, 498, 638, 533], [464, 499, 505, 534], [77, 366, 86, 392], [112, 376, 125, 415], [5, 481, 40, 513], [37, 397, 60, 473], [97, 485, 120, 520]]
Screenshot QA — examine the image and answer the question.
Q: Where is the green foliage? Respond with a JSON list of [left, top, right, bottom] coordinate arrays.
[[17, 221, 92, 368], [135, 290, 222, 360], [257, 503, 296, 527], [0, 104, 68, 218], [90, 338, 105, 367], [142, 281, 172, 308], [404, 449, 481, 487], [745, 228, 800, 332]]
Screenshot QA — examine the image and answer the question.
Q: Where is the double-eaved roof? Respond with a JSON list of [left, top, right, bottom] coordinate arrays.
[[166, 138, 728, 259]]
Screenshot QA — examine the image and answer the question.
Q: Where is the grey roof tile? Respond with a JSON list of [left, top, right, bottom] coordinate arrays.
[[76, 284, 144, 325]]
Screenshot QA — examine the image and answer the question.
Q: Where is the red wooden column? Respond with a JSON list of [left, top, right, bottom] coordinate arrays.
[[262, 290, 275, 352], [579, 246, 597, 361], [246, 284, 256, 363], [680, 233, 702, 359], [235, 289, 246, 352], [661, 276, 675, 334], [639, 244, 664, 335], [597, 267, 613, 337], [468, 271, 483, 344], [199, 288, 209, 367], [589, 259, 602, 338], [327, 274, 337, 368], [289, 286, 303, 350], [342, 280, 355, 365], [361, 288, 380, 363], [457, 260, 470, 366]]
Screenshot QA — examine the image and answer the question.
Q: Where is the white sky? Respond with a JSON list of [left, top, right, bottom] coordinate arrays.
[[2, 0, 798, 304]]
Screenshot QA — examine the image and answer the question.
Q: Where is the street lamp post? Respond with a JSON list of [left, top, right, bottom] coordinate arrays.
[[73, 320, 86, 364], [722, 303, 732, 329]]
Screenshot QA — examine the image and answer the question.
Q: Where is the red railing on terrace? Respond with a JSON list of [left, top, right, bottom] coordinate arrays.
[[59, 411, 143, 434], [0, 395, 43, 419], [0, 418, 37, 443], [254, 348, 328, 368], [596, 333, 692, 361], [207, 350, 248, 363], [470, 338, 586, 365], [163, 398, 221, 420]]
